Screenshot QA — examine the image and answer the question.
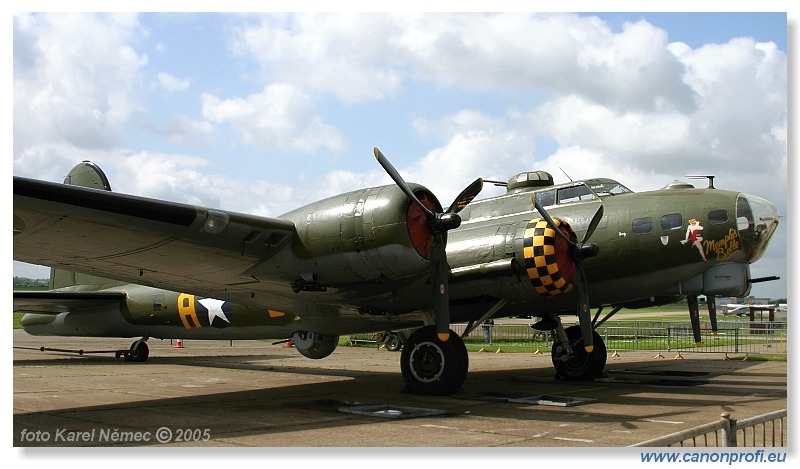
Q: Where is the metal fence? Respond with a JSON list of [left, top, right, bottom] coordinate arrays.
[[630, 409, 787, 447], [453, 320, 787, 356]]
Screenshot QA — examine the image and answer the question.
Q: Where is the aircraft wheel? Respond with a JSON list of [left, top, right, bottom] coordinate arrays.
[[400, 326, 467, 395], [127, 340, 149, 363], [551, 326, 606, 379], [453, 331, 469, 388], [386, 333, 403, 352]]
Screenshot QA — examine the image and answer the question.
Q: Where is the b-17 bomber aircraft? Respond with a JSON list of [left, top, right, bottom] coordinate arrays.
[[13, 148, 780, 395]]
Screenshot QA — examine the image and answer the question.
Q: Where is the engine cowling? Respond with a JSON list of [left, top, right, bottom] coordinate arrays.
[[521, 217, 578, 297], [280, 184, 442, 286]]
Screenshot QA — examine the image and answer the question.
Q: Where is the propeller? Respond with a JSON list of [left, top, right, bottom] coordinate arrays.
[[533, 195, 603, 352], [707, 295, 719, 335], [687, 294, 703, 346], [374, 147, 483, 342]]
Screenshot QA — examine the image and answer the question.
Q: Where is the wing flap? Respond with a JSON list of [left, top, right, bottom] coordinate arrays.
[[13, 177, 297, 298]]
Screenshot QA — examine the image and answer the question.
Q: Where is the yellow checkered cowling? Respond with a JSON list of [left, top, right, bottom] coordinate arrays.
[[523, 218, 576, 296]]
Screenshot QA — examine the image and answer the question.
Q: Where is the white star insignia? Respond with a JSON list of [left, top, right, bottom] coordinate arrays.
[[198, 298, 230, 325]]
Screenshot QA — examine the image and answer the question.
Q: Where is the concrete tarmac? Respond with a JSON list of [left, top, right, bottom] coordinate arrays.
[[13, 330, 787, 448]]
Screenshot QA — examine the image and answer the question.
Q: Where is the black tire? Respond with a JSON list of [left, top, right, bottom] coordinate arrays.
[[386, 333, 402, 352], [127, 340, 149, 363], [400, 326, 467, 395], [551, 325, 606, 379], [453, 331, 469, 388]]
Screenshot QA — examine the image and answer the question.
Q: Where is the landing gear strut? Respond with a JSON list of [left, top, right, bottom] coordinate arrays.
[[400, 325, 468, 395], [551, 325, 606, 379]]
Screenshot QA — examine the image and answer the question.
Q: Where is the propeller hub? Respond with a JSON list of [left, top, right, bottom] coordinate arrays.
[[573, 243, 600, 261], [432, 212, 462, 232]]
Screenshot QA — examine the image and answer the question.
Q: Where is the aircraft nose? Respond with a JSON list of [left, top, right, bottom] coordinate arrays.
[[736, 193, 779, 263]]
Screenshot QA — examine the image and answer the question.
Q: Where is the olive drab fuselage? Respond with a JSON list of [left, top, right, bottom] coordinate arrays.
[[17, 170, 778, 340]]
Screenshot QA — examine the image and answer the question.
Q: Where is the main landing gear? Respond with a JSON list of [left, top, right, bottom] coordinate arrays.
[[400, 320, 610, 394], [550, 324, 607, 380], [400, 325, 468, 396]]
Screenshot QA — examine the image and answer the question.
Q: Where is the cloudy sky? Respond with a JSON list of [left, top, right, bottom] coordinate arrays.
[[10, 7, 791, 300]]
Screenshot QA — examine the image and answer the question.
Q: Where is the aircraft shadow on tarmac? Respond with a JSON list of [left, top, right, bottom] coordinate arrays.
[[13, 348, 786, 447]]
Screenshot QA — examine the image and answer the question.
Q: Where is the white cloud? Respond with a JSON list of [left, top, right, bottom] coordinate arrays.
[[13, 13, 147, 153], [232, 13, 695, 113], [232, 13, 405, 104], [403, 112, 537, 204], [201, 83, 348, 154], [530, 95, 695, 172], [160, 115, 215, 144], [677, 38, 787, 174], [157, 72, 191, 92]]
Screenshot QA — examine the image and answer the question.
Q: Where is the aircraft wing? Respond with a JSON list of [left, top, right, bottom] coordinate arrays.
[[13, 177, 297, 300], [13, 291, 127, 314]]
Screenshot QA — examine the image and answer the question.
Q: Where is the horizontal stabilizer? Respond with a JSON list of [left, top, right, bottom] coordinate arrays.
[[13, 291, 126, 314]]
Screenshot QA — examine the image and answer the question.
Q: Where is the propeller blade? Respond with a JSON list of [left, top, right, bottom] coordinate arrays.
[[429, 234, 450, 341], [374, 147, 435, 220], [687, 295, 703, 346], [581, 204, 605, 244], [707, 296, 719, 335], [533, 194, 576, 247], [447, 178, 484, 214], [375, 147, 478, 343], [574, 269, 594, 352], [534, 192, 604, 353]]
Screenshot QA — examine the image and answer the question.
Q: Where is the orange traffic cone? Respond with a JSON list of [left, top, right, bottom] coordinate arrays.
[[174, 338, 184, 348]]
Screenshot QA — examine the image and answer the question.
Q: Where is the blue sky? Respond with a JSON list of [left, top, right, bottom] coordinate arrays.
[[10, 7, 791, 301]]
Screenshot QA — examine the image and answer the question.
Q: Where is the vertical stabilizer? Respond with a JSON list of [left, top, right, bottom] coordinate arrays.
[[50, 161, 125, 290]]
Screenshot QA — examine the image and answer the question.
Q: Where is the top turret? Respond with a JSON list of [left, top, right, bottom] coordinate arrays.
[[506, 171, 554, 193]]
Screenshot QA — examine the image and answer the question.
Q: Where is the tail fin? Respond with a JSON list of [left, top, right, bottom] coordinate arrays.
[[50, 162, 125, 290]]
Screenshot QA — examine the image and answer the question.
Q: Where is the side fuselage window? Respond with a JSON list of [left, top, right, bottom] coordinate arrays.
[[708, 209, 728, 225], [661, 213, 683, 231], [632, 217, 653, 235]]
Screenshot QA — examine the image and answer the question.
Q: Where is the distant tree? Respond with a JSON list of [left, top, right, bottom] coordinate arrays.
[[13, 276, 49, 288]]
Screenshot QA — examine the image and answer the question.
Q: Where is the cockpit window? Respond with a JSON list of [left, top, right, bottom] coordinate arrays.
[[588, 180, 633, 197], [557, 185, 596, 204], [536, 179, 632, 208], [537, 189, 556, 207]]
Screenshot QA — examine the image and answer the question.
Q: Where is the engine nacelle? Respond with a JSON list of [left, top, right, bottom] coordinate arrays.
[[519, 217, 578, 297], [278, 184, 442, 286], [291, 331, 339, 359]]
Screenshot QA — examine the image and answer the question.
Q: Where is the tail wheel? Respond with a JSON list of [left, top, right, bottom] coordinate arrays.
[[126, 340, 149, 363], [551, 325, 606, 379], [400, 325, 468, 395], [386, 333, 403, 352]]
